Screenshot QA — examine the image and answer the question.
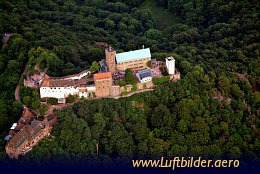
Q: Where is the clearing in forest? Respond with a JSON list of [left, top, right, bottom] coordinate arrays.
[[140, 0, 182, 29]]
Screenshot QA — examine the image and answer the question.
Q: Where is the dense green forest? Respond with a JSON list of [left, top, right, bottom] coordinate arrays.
[[0, 0, 259, 164]]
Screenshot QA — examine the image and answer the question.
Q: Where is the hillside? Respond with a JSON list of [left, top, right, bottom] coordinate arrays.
[[0, 0, 259, 169]]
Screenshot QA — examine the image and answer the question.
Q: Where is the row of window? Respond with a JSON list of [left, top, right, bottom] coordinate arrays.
[[51, 87, 61, 90], [117, 65, 144, 70], [117, 62, 145, 69], [128, 62, 144, 67], [97, 86, 110, 89], [132, 66, 144, 69], [42, 87, 75, 90], [43, 91, 63, 93]]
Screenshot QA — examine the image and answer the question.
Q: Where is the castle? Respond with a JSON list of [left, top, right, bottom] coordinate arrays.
[[5, 46, 180, 159], [39, 46, 178, 102]]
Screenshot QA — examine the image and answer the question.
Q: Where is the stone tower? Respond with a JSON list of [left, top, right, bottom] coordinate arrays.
[[94, 72, 112, 97], [105, 46, 116, 73]]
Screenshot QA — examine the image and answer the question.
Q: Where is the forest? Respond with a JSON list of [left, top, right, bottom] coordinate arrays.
[[0, 0, 259, 166]]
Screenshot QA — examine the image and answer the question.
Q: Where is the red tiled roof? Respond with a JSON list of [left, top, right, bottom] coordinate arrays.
[[18, 108, 33, 124], [94, 72, 112, 80], [41, 78, 50, 87], [8, 127, 29, 149]]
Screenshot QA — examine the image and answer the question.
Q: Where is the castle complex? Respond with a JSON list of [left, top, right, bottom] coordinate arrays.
[[38, 46, 179, 101], [5, 45, 180, 159]]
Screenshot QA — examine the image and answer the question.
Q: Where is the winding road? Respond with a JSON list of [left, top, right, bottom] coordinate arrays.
[[15, 63, 29, 102]]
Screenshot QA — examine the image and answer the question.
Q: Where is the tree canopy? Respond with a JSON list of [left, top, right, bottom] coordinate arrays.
[[0, 0, 259, 168]]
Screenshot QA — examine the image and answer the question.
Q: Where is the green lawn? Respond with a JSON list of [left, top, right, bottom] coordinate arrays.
[[140, 0, 182, 29]]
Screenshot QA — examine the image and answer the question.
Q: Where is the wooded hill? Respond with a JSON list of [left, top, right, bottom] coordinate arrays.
[[0, 0, 259, 164]]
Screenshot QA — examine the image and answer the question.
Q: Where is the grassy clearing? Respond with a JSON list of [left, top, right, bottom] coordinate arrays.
[[140, 0, 182, 29]]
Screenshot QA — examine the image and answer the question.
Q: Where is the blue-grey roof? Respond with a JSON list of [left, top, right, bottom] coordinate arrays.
[[99, 59, 107, 72], [116, 48, 151, 63], [137, 69, 152, 80], [100, 66, 107, 72], [5, 135, 10, 141], [99, 59, 106, 67], [31, 119, 41, 128]]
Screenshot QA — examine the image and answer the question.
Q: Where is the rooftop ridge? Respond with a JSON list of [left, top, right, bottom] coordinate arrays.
[[116, 48, 151, 63], [50, 69, 91, 80]]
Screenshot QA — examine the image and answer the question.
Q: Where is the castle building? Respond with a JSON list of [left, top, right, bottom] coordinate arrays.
[[94, 72, 112, 97], [78, 85, 96, 98], [5, 108, 56, 159], [165, 57, 175, 75], [105, 47, 117, 73], [105, 47, 151, 72], [40, 76, 76, 100], [165, 56, 181, 81], [6, 119, 50, 159], [136, 69, 152, 83], [39, 70, 95, 103]]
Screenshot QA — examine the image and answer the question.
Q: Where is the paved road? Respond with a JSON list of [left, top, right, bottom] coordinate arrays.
[[15, 62, 29, 101]]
